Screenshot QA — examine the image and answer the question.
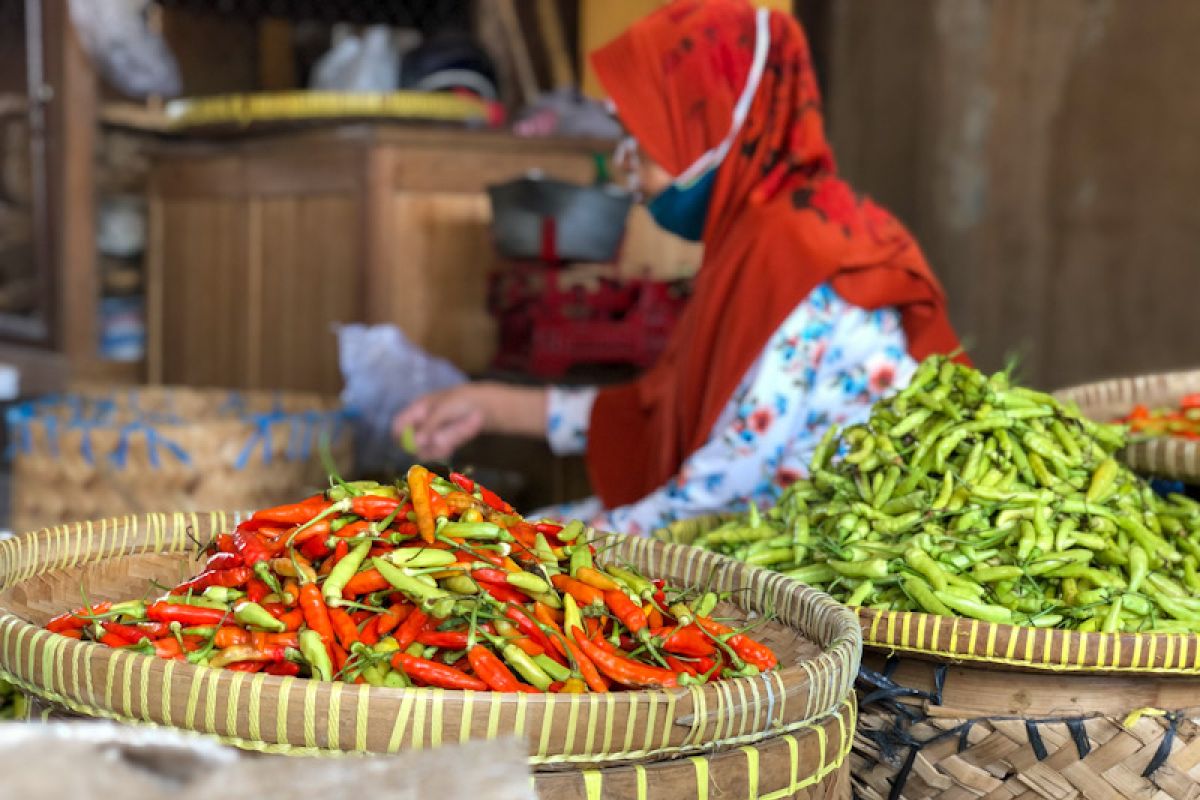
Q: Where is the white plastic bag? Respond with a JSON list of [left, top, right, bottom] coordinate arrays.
[[311, 25, 400, 93], [337, 323, 466, 473], [68, 0, 181, 98]]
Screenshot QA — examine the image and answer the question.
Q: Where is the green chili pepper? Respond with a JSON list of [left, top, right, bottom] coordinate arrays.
[[902, 575, 953, 616], [556, 520, 585, 542], [694, 592, 719, 619], [439, 522, 505, 539], [569, 543, 594, 576], [372, 557, 451, 603], [322, 538, 373, 606], [782, 564, 836, 585], [233, 601, 285, 632], [201, 586, 245, 604], [934, 592, 1013, 625], [299, 629, 333, 681], [386, 548, 457, 569], [533, 653, 572, 682]]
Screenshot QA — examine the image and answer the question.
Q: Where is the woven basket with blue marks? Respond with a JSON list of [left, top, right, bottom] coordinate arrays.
[[6, 387, 351, 534]]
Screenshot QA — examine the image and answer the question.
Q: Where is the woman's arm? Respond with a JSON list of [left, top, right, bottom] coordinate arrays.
[[392, 382, 548, 460]]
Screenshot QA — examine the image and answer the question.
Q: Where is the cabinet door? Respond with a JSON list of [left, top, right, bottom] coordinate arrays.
[[375, 191, 496, 374], [254, 195, 362, 393], [152, 197, 250, 388]]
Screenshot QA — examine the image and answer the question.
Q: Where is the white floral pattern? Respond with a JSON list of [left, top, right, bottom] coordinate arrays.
[[533, 283, 917, 536]]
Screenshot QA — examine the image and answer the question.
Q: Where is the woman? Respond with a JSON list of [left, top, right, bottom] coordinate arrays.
[[394, 0, 965, 534]]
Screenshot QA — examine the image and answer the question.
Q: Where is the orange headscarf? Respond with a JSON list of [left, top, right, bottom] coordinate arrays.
[[587, 0, 966, 508]]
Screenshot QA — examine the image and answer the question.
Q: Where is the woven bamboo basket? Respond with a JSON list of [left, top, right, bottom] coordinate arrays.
[[6, 387, 351, 534], [1055, 368, 1200, 482], [662, 516, 1200, 800], [0, 513, 862, 799]]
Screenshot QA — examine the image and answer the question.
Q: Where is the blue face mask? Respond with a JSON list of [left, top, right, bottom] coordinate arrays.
[[646, 167, 717, 242]]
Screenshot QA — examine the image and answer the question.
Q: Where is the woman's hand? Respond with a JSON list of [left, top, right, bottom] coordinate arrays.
[[391, 382, 548, 461]]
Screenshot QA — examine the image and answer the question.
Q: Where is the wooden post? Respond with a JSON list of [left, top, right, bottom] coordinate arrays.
[[43, 0, 97, 370]]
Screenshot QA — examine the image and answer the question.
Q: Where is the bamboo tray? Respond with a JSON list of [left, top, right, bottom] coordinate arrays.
[[0, 512, 861, 797], [1055, 368, 1200, 482]]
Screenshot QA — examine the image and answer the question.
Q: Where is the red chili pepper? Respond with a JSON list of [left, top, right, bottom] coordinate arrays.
[[550, 574, 605, 609], [478, 485, 513, 514], [232, 529, 274, 566], [328, 606, 360, 651], [246, 578, 271, 604], [204, 552, 243, 571], [215, 534, 237, 553], [135, 621, 171, 638], [471, 567, 510, 585], [173, 566, 253, 596], [572, 634, 678, 689], [377, 602, 412, 636], [100, 622, 143, 645], [214, 627, 250, 648], [477, 579, 528, 605], [504, 606, 564, 665], [299, 535, 331, 561], [449, 472, 476, 493], [99, 632, 129, 648], [665, 655, 700, 677], [391, 653, 487, 690], [694, 617, 778, 671], [416, 630, 471, 650], [341, 567, 389, 598], [265, 661, 301, 677], [350, 495, 401, 522], [146, 601, 227, 627], [467, 644, 524, 691], [226, 661, 265, 673], [332, 540, 350, 564], [359, 616, 382, 646], [47, 602, 112, 633], [603, 590, 649, 640], [334, 520, 370, 539], [249, 496, 328, 526], [139, 636, 186, 660], [277, 608, 304, 631], [393, 609, 429, 650], [652, 626, 716, 657], [298, 583, 335, 647]]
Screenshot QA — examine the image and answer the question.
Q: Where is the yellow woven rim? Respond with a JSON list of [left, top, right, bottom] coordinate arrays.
[[1055, 368, 1200, 481], [0, 513, 861, 766], [165, 91, 489, 129], [662, 516, 1200, 675]]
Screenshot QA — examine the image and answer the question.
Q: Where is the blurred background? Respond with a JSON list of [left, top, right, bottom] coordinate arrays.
[[0, 0, 1196, 527]]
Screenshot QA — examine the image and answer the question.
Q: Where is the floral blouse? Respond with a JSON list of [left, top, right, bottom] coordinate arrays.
[[533, 283, 917, 536]]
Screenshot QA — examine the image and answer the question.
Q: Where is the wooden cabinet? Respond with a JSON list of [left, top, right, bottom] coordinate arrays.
[[146, 126, 651, 392]]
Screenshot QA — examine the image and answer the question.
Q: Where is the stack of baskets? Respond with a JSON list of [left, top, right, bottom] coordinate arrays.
[[5, 387, 351, 535], [0, 513, 862, 800]]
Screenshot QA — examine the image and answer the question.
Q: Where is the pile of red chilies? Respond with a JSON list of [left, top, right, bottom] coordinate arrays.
[[45, 467, 778, 692]]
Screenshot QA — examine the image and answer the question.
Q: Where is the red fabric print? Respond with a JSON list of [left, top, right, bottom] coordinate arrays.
[[748, 407, 774, 435]]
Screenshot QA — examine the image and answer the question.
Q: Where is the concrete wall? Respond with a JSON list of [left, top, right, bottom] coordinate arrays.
[[823, 0, 1200, 390]]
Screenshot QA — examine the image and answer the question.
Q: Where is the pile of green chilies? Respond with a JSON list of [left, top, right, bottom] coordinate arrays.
[[693, 356, 1200, 632]]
